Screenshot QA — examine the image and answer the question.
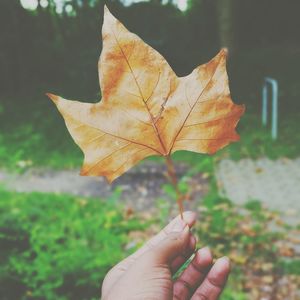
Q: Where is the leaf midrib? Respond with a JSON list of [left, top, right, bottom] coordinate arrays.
[[111, 29, 168, 155]]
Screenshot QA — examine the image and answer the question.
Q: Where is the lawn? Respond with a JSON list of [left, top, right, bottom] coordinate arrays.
[[0, 186, 299, 299], [0, 188, 148, 299]]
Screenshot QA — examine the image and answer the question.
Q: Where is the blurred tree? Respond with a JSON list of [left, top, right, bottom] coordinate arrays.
[[0, 0, 299, 110], [215, 0, 235, 52], [186, 0, 219, 63], [0, 0, 24, 94], [232, 0, 300, 49]]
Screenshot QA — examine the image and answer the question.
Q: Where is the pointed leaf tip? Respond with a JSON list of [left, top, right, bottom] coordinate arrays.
[[221, 48, 228, 56], [102, 4, 117, 31], [103, 4, 113, 18], [46, 93, 59, 103]]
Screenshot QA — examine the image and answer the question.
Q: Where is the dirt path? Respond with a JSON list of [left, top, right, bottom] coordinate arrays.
[[2, 157, 300, 219], [0, 162, 208, 214], [2, 157, 300, 216], [1, 158, 299, 254], [216, 157, 300, 226], [216, 157, 300, 255]]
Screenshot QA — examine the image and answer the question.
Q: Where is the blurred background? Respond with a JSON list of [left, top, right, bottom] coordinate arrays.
[[0, 0, 299, 299]]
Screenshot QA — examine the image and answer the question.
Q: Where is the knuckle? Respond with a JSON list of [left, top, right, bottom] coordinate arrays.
[[193, 292, 209, 300], [177, 278, 193, 293], [207, 275, 224, 289], [191, 260, 211, 276]]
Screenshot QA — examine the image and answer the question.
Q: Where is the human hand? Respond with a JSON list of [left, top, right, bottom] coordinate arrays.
[[101, 211, 230, 300]]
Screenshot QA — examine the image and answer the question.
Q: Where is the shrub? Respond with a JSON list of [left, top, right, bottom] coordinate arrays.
[[0, 189, 146, 299]]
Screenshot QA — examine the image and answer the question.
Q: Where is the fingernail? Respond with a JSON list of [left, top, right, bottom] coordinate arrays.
[[198, 246, 210, 252], [172, 219, 186, 232], [220, 256, 230, 263], [196, 246, 212, 261], [216, 256, 231, 269]]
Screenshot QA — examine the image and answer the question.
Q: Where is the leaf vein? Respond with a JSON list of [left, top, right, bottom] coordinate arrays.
[[83, 143, 131, 174], [169, 55, 223, 153], [183, 110, 241, 128]]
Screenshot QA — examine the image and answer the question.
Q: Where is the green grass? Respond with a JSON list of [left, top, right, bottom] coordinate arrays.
[[217, 113, 300, 160], [0, 96, 83, 170], [0, 123, 82, 170], [278, 259, 300, 276], [1, 187, 298, 300], [193, 187, 298, 300], [0, 188, 148, 300]]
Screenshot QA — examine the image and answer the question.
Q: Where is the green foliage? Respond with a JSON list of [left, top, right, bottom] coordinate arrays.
[[220, 288, 248, 300], [218, 113, 300, 160], [198, 187, 282, 257], [0, 188, 146, 299], [244, 199, 262, 211], [155, 198, 172, 227], [278, 259, 300, 275], [192, 184, 299, 299], [162, 183, 178, 201], [0, 128, 81, 172], [173, 152, 214, 175], [0, 94, 87, 172]]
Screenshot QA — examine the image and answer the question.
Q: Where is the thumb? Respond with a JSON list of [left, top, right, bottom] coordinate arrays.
[[147, 224, 190, 265]]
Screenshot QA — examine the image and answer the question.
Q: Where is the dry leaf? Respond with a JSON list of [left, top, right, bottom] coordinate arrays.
[[48, 6, 245, 183]]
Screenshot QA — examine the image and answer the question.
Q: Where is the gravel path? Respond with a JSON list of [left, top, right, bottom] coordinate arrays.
[[216, 157, 300, 255], [1, 157, 299, 224], [216, 157, 300, 226], [1, 157, 299, 254], [0, 162, 208, 214]]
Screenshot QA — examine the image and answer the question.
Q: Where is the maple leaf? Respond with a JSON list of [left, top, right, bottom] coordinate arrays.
[[47, 6, 245, 183]]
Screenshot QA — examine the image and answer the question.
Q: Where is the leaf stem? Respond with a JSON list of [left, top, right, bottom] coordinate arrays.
[[165, 155, 184, 220]]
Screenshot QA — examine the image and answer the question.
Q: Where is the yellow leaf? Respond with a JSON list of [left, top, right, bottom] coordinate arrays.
[[48, 6, 245, 183]]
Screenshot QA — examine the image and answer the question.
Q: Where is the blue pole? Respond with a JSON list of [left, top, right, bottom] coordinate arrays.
[[264, 77, 278, 140], [262, 85, 268, 126], [272, 81, 278, 140]]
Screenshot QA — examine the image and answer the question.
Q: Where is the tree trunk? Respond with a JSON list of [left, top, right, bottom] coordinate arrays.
[[216, 0, 235, 53]]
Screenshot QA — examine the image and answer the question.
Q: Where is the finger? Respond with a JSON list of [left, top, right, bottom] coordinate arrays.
[[102, 211, 196, 293], [145, 224, 191, 264], [171, 234, 197, 273], [173, 247, 213, 300], [191, 256, 231, 300], [134, 211, 196, 257]]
